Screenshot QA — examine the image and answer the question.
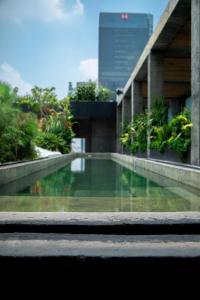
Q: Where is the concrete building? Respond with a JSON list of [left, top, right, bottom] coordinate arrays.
[[68, 82, 73, 96], [116, 0, 200, 166], [70, 102, 116, 153], [98, 12, 153, 94]]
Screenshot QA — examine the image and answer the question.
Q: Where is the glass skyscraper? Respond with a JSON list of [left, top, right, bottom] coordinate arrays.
[[98, 13, 153, 94]]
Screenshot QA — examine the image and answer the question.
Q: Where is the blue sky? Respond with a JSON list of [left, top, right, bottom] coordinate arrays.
[[0, 0, 168, 98]]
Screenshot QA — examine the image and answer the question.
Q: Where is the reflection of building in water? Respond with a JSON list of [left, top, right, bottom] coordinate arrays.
[[71, 158, 85, 173], [71, 138, 85, 153]]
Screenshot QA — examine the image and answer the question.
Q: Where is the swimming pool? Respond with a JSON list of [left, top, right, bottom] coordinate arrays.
[[0, 158, 200, 212]]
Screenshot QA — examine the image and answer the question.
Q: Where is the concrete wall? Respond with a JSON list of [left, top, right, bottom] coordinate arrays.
[[74, 118, 116, 153], [0, 153, 77, 186], [71, 102, 116, 153], [111, 153, 200, 190]]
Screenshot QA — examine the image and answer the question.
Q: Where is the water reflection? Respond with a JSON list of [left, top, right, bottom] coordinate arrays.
[[0, 158, 200, 212]]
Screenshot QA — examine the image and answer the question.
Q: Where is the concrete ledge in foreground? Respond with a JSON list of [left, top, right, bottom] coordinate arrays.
[[0, 233, 200, 258]]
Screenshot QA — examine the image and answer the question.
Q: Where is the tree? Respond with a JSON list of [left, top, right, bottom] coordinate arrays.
[[71, 82, 96, 102], [70, 81, 114, 102], [97, 86, 114, 101], [0, 82, 37, 163], [16, 86, 60, 117], [0, 81, 17, 105]]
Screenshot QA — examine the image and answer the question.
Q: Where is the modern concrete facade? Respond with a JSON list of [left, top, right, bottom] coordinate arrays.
[[116, 0, 200, 165], [70, 102, 116, 153], [98, 12, 153, 94]]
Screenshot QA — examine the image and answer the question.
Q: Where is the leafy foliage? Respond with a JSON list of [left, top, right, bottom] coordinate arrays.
[[15, 86, 61, 117], [120, 97, 192, 161], [71, 82, 96, 102], [167, 110, 192, 161], [97, 86, 114, 101], [150, 99, 169, 153], [35, 132, 66, 153], [0, 82, 75, 163], [70, 81, 113, 102], [35, 99, 75, 154], [0, 82, 37, 163], [120, 112, 148, 154], [0, 81, 17, 105]]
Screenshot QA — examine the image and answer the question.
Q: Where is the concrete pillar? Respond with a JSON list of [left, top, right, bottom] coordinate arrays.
[[131, 81, 143, 119], [116, 104, 122, 153], [191, 0, 200, 165], [147, 51, 164, 158], [122, 95, 132, 154], [122, 95, 132, 125]]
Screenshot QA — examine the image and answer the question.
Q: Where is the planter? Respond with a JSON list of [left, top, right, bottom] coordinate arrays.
[[133, 150, 147, 159], [150, 148, 191, 164]]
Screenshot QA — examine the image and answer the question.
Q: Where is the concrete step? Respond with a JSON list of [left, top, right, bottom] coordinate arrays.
[[1, 212, 200, 275], [1, 212, 200, 234], [1, 232, 200, 275], [1, 232, 200, 258]]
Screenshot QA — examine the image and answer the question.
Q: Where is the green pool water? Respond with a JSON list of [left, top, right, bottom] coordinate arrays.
[[0, 158, 200, 212]]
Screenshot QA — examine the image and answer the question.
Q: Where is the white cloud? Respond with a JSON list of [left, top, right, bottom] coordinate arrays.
[[78, 58, 98, 81], [0, 62, 32, 95], [0, 0, 84, 23]]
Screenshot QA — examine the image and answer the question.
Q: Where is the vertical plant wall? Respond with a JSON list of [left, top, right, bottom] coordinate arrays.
[[120, 98, 192, 162]]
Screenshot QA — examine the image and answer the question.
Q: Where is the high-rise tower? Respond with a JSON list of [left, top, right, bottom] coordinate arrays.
[[98, 13, 153, 95]]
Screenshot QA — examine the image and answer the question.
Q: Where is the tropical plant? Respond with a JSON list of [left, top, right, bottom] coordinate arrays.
[[70, 81, 114, 102], [0, 81, 17, 105], [15, 86, 61, 117], [0, 82, 38, 163], [167, 109, 192, 161], [97, 86, 114, 101], [120, 112, 148, 154], [71, 81, 96, 102], [35, 98, 75, 154], [120, 95, 192, 161], [150, 98, 168, 127], [35, 132, 67, 153], [0, 82, 75, 162], [149, 99, 169, 153], [150, 125, 170, 153]]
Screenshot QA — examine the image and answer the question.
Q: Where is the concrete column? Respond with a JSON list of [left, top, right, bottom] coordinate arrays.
[[122, 95, 132, 154], [122, 95, 132, 125], [191, 0, 200, 165], [147, 51, 164, 158], [131, 81, 143, 119], [116, 104, 122, 153]]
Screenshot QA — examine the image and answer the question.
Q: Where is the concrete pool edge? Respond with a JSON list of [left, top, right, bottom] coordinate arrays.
[[1, 151, 200, 190], [1, 212, 200, 225], [0, 152, 78, 185], [110, 153, 200, 190]]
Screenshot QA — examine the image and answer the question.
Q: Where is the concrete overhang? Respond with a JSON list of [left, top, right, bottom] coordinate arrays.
[[117, 0, 191, 106]]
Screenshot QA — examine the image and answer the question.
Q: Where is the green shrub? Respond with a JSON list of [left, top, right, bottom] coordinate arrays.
[[35, 100, 75, 154], [35, 132, 68, 153], [120, 112, 148, 154], [97, 86, 114, 101], [167, 110, 192, 161], [149, 99, 169, 153], [0, 82, 38, 163], [70, 82, 114, 102], [120, 96, 192, 161], [0, 106, 37, 163], [71, 82, 96, 102], [150, 125, 169, 153]]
